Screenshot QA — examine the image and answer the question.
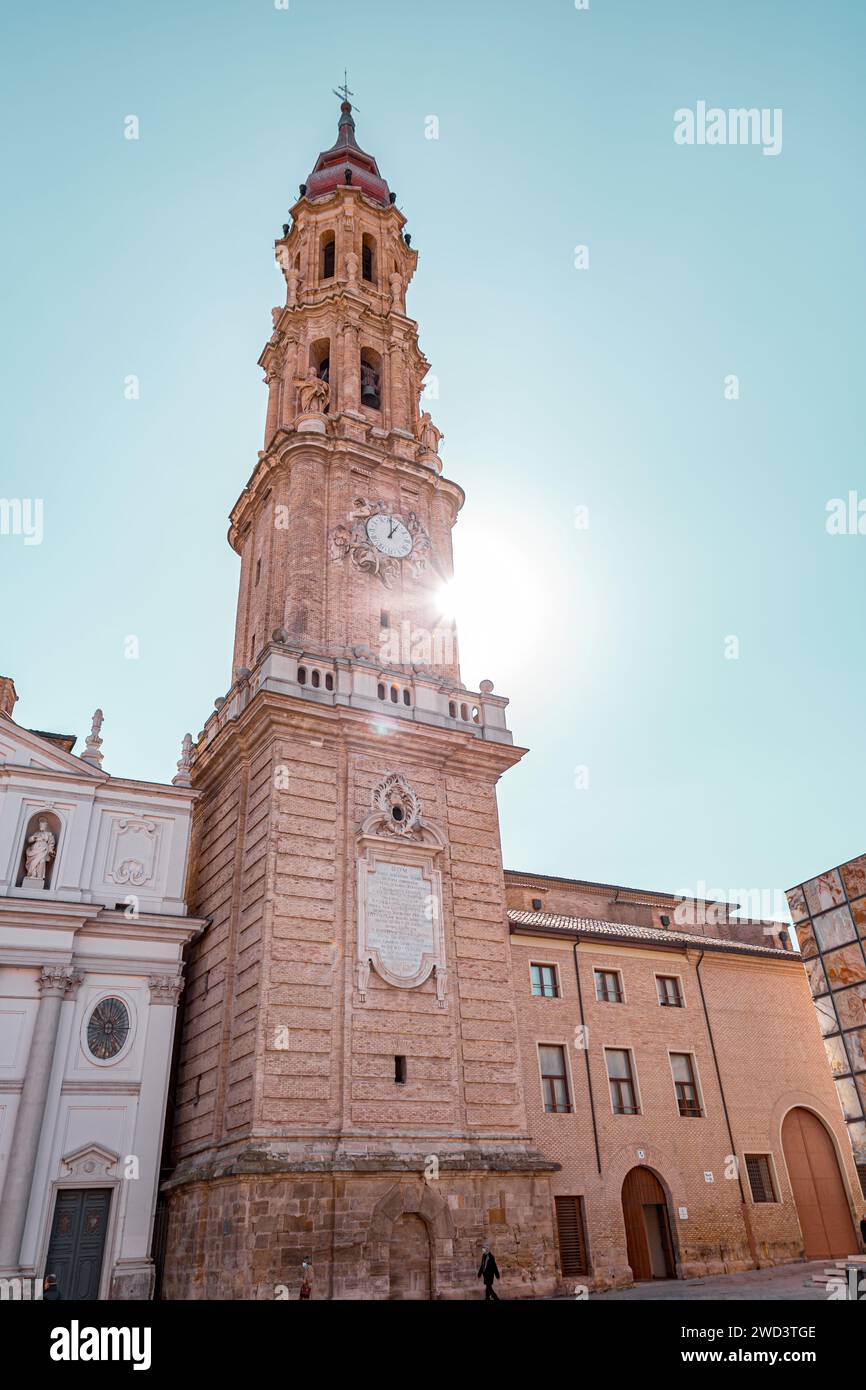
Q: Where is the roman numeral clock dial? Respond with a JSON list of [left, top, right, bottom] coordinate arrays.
[[366, 512, 413, 559], [329, 497, 433, 586]]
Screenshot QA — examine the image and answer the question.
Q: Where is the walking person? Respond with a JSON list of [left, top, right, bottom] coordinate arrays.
[[299, 1258, 312, 1300], [477, 1244, 500, 1300], [42, 1273, 61, 1302]]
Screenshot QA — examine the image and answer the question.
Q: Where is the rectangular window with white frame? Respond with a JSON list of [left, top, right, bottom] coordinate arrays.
[[605, 1047, 639, 1114], [538, 1043, 572, 1113], [530, 963, 560, 998], [670, 1051, 703, 1117], [594, 968, 624, 1004], [656, 974, 684, 1008]]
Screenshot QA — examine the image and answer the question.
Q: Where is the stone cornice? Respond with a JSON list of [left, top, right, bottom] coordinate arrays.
[[504, 867, 728, 912], [163, 1140, 558, 1192], [228, 433, 462, 550], [285, 185, 414, 242], [0, 762, 199, 807], [192, 687, 525, 791], [0, 898, 205, 946], [262, 292, 429, 362]]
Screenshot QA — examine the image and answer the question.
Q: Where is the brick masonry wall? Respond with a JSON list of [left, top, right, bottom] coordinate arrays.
[[163, 696, 561, 1298], [175, 704, 537, 1152], [511, 931, 865, 1287]]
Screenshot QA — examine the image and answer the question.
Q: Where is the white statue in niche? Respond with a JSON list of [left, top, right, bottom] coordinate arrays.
[[25, 817, 56, 884]]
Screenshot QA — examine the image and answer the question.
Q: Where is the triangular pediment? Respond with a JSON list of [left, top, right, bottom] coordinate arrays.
[[0, 715, 107, 781], [60, 1142, 121, 1178]]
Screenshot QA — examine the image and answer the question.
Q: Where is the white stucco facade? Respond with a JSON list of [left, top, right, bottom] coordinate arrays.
[[0, 711, 204, 1299]]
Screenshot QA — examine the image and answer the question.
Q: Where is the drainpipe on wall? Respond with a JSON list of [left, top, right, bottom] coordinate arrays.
[[574, 942, 602, 1175], [695, 950, 759, 1270]]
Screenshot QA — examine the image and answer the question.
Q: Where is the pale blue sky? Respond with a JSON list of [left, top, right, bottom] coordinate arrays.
[[2, 1, 864, 913]]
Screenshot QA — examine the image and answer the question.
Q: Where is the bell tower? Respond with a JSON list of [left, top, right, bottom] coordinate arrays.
[[163, 94, 559, 1301], [232, 96, 461, 685]]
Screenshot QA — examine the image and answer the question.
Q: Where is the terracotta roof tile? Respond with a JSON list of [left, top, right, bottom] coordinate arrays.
[[507, 909, 798, 960]]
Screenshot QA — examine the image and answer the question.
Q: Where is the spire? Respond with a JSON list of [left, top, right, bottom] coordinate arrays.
[[303, 84, 392, 207]]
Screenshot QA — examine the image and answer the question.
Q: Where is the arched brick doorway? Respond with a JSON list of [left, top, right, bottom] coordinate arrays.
[[782, 1107, 857, 1259], [621, 1166, 675, 1281], [388, 1213, 431, 1300]]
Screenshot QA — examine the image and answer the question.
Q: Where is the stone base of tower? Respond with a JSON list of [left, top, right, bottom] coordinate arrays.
[[160, 1148, 561, 1301]]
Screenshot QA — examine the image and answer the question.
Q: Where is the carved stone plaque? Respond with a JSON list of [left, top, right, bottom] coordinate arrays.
[[366, 862, 434, 979], [357, 851, 445, 993]]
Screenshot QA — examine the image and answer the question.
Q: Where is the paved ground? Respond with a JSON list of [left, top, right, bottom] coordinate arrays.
[[582, 1260, 841, 1301]]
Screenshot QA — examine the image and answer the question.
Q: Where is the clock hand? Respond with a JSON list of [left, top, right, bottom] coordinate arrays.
[[388, 519, 395, 538]]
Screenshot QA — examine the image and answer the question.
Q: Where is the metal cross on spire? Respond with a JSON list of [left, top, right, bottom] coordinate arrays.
[[332, 70, 359, 110]]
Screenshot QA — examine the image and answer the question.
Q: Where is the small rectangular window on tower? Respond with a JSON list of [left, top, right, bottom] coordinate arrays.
[[380, 610, 390, 629], [255, 558, 261, 587], [394, 1055, 407, 1085]]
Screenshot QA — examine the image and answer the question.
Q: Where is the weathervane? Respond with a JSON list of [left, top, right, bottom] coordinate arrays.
[[333, 70, 359, 110]]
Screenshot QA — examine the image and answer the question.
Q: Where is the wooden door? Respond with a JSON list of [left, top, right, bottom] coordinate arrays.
[[622, 1166, 674, 1281], [44, 1188, 112, 1301], [782, 1108, 857, 1259]]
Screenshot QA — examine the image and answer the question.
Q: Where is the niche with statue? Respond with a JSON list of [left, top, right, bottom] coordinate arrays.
[[16, 810, 62, 890]]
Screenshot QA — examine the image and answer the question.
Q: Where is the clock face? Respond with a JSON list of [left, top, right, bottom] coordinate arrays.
[[365, 513, 413, 559]]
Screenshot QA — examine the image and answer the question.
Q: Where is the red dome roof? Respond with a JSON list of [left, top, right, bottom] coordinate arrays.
[[304, 102, 391, 206]]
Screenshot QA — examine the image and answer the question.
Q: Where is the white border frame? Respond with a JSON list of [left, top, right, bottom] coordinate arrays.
[[603, 1044, 641, 1116], [594, 966, 626, 1006], [655, 970, 686, 1009], [667, 1048, 705, 1119], [528, 959, 562, 999], [536, 1040, 576, 1116]]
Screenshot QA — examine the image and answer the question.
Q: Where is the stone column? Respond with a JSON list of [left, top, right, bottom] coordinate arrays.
[[264, 368, 281, 446], [388, 338, 410, 434], [0, 965, 81, 1270], [110, 975, 184, 1300], [340, 320, 360, 415], [428, 486, 461, 680], [279, 338, 302, 431]]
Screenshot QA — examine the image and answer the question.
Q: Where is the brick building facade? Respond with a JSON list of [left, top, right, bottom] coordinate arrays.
[[158, 101, 865, 1299], [505, 871, 864, 1289]]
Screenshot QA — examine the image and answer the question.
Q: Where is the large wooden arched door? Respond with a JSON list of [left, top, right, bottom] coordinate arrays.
[[782, 1108, 858, 1259], [621, 1167, 675, 1281]]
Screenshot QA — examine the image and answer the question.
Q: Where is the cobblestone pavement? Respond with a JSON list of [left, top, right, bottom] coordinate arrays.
[[579, 1260, 843, 1301]]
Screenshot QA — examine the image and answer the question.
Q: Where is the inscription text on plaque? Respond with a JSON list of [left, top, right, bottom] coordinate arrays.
[[366, 862, 434, 979]]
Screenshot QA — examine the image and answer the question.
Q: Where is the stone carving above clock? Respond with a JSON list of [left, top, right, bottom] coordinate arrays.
[[329, 496, 432, 587]]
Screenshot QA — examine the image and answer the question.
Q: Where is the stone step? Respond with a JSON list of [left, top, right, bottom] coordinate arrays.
[[808, 1260, 866, 1286]]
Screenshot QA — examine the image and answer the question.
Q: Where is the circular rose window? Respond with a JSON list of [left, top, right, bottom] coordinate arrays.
[[86, 997, 130, 1060]]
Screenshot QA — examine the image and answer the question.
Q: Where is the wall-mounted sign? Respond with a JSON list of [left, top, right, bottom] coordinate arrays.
[[636, 1148, 646, 1160], [704, 1171, 714, 1183], [678, 1206, 688, 1220]]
